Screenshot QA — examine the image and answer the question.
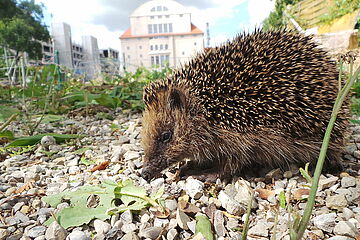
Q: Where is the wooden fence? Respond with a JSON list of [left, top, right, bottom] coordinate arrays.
[[291, 0, 335, 28]]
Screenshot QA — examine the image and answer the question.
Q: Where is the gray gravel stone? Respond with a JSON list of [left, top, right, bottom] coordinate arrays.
[[319, 176, 339, 190], [45, 221, 67, 240], [218, 190, 244, 216], [326, 194, 348, 210], [14, 211, 30, 223], [120, 232, 139, 240], [166, 228, 178, 240], [214, 210, 226, 237], [41, 136, 56, 149], [328, 237, 354, 240], [121, 223, 137, 233], [342, 207, 354, 220], [333, 221, 356, 238], [66, 230, 90, 240], [341, 176, 356, 188], [165, 199, 177, 211], [13, 202, 25, 212], [248, 220, 268, 237], [347, 187, 360, 204], [176, 209, 190, 230], [94, 220, 111, 234], [184, 178, 204, 199], [154, 218, 169, 227], [150, 178, 165, 191], [124, 151, 140, 161], [139, 226, 163, 239], [187, 220, 196, 234], [119, 210, 133, 224], [312, 213, 336, 233], [27, 226, 46, 238]]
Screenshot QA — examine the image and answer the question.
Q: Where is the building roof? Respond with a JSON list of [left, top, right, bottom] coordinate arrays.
[[120, 23, 203, 39], [131, 0, 187, 17]]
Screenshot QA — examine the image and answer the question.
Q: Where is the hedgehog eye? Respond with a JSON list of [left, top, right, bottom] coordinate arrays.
[[160, 131, 172, 143]]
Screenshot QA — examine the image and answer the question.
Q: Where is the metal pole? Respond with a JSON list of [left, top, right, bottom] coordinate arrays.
[[20, 53, 26, 88], [4, 47, 9, 69], [55, 50, 62, 82]]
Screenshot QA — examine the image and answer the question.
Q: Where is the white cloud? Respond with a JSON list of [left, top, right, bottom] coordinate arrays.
[[247, 0, 275, 27], [36, 0, 121, 50], [189, 0, 274, 46], [35, 0, 274, 51]]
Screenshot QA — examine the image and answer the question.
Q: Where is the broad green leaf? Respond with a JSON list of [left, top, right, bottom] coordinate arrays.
[[195, 215, 214, 240], [279, 191, 286, 209], [95, 94, 120, 109], [110, 180, 164, 215], [150, 185, 165, 200], [0, 130, 15, 140], [74, 147, 91, 155], [6, 133, 84, 147], [33, 114, 63, 124], [114, 180, 148, 206], [42, 182, 116, 229]]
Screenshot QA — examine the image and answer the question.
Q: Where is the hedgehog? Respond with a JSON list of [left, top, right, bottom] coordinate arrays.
[[140, 29, 348, 181]]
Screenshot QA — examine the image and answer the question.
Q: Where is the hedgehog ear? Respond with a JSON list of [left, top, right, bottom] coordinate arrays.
[[168, 89, 185, 110]]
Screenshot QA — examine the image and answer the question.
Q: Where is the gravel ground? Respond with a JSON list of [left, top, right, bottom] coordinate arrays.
[[0, 110, 359, 240]]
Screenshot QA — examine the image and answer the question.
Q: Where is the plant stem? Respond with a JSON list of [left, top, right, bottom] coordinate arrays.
[[241, 190, 255, 240], [0, 114, 18, 132], [338, 59, 343, 92], [295, 65, 360, 239]]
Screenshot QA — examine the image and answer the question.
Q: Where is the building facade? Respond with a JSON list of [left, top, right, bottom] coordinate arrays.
[[120, 0, 204, 72], [41, 22, 109, 79]]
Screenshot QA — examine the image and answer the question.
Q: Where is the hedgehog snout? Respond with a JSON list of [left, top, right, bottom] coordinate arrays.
[[141, 166, 154, 181]]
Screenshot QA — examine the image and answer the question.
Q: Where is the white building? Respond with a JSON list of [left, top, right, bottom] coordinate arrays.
[[44, 23, 103, 79], [120, 0, 204, 72]]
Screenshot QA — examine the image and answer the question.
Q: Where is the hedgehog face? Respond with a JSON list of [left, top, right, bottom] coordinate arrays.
[[141, 87, 193, 180]]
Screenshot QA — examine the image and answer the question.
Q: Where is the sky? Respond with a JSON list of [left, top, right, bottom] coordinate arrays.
[[35, 0, 275, 51]]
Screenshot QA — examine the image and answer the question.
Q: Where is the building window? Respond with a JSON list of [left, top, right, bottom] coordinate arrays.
[[169, 23, 173, 32], [128, 55, 130, 59], [165, 44, 168, 50], [194, 42, 197, 46], [158, 24, 163, 33], [139, 45, 142, 49], [155, 45, 158, 50], [158, 15, 162, 19], [140, 54, 143, 58], [150, 16, 154, 19], [127, 46, 130, 50], [151, 54, 170, 67], [151, 7, 155, 12], [182, 51, 185, 55], [165, 15, 170, 18], [163, 7, 168, 11], [160, 55, 165, 67], [180, 14, 183, 17], [150, 45, 153, 51], [164, 23, 168, 33], [160, 44, 163, 50], [153, 24, 158, 33], [157, 6, 162, 11], [148, 24, 153, 34]]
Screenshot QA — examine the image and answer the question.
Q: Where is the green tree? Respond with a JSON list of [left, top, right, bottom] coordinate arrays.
[[0, 0, 50, 59], [262, 0, 298, 30]]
